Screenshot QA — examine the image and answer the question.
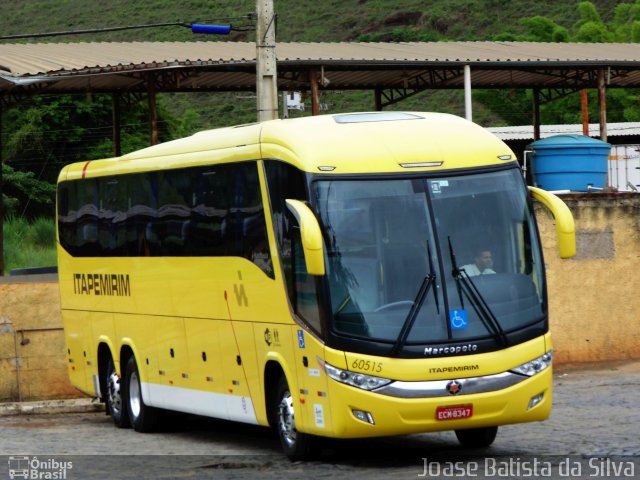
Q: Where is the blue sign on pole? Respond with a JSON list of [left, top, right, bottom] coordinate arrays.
[[191, 24, 232, 35]]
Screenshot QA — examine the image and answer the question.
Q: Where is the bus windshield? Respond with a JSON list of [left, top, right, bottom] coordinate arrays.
[[314, 167, 545, 352]]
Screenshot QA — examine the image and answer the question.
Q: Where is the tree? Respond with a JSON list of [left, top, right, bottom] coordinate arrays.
[[2, 163, 56, 217], [482, 1, 640, 126], [611, 1, 640, 41], [574, 1, 603, 29], [573, 22, 614, 42], [2, 94, 178, 218], [520, 16, 568, 42]]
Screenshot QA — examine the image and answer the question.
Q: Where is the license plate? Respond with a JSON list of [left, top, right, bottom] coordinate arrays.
[[436, 404, 473, 421]]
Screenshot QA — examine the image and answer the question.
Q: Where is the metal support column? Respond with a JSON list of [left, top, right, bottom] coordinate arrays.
[[598, 70, 607, 142], [112, 93, 122, 156], [375, 87, 383, 111], [148, 79, 159, 146], [310, 69, 320, 116], [281, 91, 289, 119], [581, 88, 589, 136], [464, 65, 472, 121], [532, 88, 541, 141]]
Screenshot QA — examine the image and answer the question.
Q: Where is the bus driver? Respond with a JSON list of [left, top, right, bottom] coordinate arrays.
[[462, 248, 496, 276]]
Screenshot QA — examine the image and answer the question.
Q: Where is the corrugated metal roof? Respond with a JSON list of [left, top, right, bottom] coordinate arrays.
[[3, 41, 640, 95], [489, 123, 640, 141], [0, 41, 256, 76]]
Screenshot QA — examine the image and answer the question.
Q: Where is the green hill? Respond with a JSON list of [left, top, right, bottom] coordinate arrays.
[[0, 0, 622, 43]]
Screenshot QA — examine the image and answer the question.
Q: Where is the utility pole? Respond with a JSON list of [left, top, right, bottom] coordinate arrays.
[[256, 0, 278, 122]]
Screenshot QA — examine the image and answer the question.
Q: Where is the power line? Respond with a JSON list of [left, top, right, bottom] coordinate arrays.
[[0, 17, 255, 41]]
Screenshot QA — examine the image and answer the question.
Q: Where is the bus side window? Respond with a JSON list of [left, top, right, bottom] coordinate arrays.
[[230, 163, 273, 277], [157, 170, 191, 256], [58, 163, 273, 274], [57, 182, 76, 253], [264, 160, 323, 335], [99, 177, 127, 256], [124, 172, 151, 256], [291, 225, 322, 333], [77, 178, 100, 256]]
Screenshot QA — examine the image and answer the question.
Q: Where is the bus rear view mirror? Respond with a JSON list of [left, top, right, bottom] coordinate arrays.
[[528, 186, 576, 259], [285, 199, 326, 276]]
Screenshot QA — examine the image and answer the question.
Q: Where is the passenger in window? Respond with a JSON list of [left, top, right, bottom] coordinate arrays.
[[137, 225, 152, 256], [462, 248, 495, 276]]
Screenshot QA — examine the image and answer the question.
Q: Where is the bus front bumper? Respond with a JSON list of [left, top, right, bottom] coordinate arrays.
[[324, 366, 552, 438]]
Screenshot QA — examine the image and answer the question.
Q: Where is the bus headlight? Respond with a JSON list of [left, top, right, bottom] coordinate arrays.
[[510, 350, 553, 377], [318, 358, 392, 391]]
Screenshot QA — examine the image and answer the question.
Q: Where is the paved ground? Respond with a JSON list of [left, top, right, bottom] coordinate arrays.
[[0, 361, 639, 479]]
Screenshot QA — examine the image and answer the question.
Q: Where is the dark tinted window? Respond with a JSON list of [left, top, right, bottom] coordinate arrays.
[[57, 162, 273, 277], [264, 160, 322, 333]]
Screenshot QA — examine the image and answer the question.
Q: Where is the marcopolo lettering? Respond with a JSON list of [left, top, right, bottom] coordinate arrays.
[[73, 273, 131, 297], [424, 344, 478, 356]]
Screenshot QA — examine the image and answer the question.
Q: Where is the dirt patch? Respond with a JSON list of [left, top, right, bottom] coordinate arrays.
[[554, 359, 640, 376], [384, 11, 423, 27]]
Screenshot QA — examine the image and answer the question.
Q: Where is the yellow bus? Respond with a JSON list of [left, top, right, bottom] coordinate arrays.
[[57, 112, 575, 459]]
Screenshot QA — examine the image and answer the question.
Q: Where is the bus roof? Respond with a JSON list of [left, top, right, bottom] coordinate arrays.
[[59, 112, 516, 181]]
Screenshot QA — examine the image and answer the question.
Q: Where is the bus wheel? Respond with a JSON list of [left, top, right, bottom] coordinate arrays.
[[124, 355, 158, 433], [105, 357, 130, 428], [274, 376, 314, 461], [455, 426, 498, 448]]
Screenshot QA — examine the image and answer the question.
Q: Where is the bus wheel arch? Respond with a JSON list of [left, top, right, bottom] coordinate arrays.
[[97, 343, 113, 403], [100, 345, 130, 429], [265, 362, 315, 461], [123, 354, 158, 432], [264, 360, 285, 428]]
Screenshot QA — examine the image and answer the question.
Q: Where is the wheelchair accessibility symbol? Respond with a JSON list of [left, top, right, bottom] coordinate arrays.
[[449, 309, 469, 330]]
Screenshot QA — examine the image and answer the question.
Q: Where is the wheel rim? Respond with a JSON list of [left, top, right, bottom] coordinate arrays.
[[107, 368, 122, 416], [277, 390, 297, 448], [129, 370, 141, 419]]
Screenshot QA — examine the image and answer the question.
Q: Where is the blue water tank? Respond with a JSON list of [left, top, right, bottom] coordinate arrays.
[[528, 135, 611, 192]]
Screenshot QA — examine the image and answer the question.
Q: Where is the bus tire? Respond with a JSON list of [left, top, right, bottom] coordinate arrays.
[[124, 355, 158, 433], [455, 426, 498, 448], [105, 357, 130, 428], [274, 376, 314, 461]]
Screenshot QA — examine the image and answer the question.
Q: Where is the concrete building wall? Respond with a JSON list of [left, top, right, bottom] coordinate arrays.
[[0, 194, 638, 400], [536, 193, 640, 364], [0, 276, 78, 402]]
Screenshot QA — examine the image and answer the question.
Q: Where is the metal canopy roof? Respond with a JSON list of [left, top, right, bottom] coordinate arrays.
[[489, 122, 640, 141], [2, 41, 640, 103]]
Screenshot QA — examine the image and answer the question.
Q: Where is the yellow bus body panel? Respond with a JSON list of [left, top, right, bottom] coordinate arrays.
[[259, 113, 513, 174], [58, 113, 559, 440]]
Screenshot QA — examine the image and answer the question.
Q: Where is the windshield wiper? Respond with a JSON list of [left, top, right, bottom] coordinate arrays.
[[447, 237, 508, 346], [390, 243, 439, 357]]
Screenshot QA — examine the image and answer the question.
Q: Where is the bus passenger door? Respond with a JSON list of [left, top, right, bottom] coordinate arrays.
[[289, 228, 332, 436], [292, 327, 332, 436], [63, 310, 96, 395]]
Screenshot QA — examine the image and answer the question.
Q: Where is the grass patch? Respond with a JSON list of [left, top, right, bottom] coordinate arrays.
[[3, 216, 57, 275]]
